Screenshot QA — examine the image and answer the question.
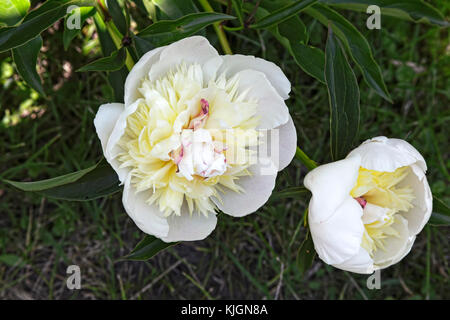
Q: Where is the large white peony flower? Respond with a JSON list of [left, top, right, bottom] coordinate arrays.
[[304, 137, 432, 274], [94, 36, 297, 242]]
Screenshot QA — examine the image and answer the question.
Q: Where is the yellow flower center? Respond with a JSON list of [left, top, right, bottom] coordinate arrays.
[[350, 166, 415, 256], [116, 62, 260, 217]]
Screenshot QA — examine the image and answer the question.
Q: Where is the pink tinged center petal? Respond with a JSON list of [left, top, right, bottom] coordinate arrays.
[[355, 196, 367, 209], [188, 98, 210, 130]]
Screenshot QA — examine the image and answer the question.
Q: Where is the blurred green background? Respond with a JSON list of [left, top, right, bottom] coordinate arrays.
[[0, 0, 448, 299]]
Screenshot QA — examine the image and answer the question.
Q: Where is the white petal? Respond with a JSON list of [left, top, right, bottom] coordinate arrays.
[[309, 197, 365, 265], [304, 155, 361, 223], [104, 99, 141, 183], [234, 69, 289, 129], [346, 136, 427, 172], [372, 215, 410, 267], [212, 164, 277, 217], [397, 164, 433, 235], [162, 209, 217, 242], [382, 235, 416, 268], [332, 247, 374, 274], [93, 103, 124, 154], [149, 36, 219, 82], [276, 115, 297, 171], [122, 175, 169, 238], [124, 46, 165, 107], [218, 54, 291, 99]]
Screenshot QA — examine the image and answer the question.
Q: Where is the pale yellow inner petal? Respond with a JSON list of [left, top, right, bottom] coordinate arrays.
[[350, 166, 414, 256]]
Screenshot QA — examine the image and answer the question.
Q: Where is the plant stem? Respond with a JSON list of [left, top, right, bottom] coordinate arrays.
[[198, 0, 233, 55], [295, 146, 318, 171]]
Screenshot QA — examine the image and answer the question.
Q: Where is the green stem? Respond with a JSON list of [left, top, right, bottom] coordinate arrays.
[[198, 0, 233, 55], [295, 146, 318, 170]]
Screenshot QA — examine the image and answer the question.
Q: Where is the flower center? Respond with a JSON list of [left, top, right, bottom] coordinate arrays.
[[350, 166, 415, 256], [116, 62, 259, 217]]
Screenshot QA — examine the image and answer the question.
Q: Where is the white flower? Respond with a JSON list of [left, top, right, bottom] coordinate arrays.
[[94, 36, 297, 242], [304, 137, 432, 274]]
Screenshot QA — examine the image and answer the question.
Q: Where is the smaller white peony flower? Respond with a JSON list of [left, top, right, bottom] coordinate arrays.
[[94, 36, 297, 242], [304, 137, 432, 274]]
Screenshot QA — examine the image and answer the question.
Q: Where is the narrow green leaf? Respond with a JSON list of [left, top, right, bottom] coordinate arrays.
[[429, 196, 450, 226], [76, 47, 126, 72], [296, 229, 316, 277], [123, 235, 178, 261], [63, 6, 96, 50], [4, 159, 120, 201], [93, 12, 128, 102], [0, 0, 30, 26], [12, 34, 44, 95], [106, 0, 128, 35], [278, 15, 308, 44], [325, 26, 360, 160], [153, 0, 198, 19], [320, 0, 449, 27], [231, 0, 244, 26], [290, 42, 325, 83], [270, 187, 310, 201], [138, 12, 235, 46], [250, 0, 318, 29], [0, 0, 95, 52], [306, 4, 391, 102]]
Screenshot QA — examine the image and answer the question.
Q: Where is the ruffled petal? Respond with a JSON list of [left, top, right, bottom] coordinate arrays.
[[122, 175, 169, 238], [304, 155, 361, 223], [124, 46, 165, 107], [397, 164, 432, 236], [233, 69, 289, 129], [149, 36, 219, 82], [276, 115, 297, 171], [332, 247, 374, 274], [93, 103, 124, 154], [309, 197, 365, 265], [346, 136, 427, 172], [212, 164, 277, 217], [104, 99, 141, 183], [372, 215, 411, 267], [218, 54, 291, 99], [161, 209, 218, 242]]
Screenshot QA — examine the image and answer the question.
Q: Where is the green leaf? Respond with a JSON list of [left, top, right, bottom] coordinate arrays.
[[296, 229, 316, 277], [429, 196, 450, 226], [63, 6, 96, 50], [325, 26, 360, 161], [306, 4, 391, 102], [106, 0, 128, 35], [250, 0, 318, 29], [123, 235, 178, 261], [270, 186, 310, 201], [0, 0, 95, 52], [138, 12, 235, 46], [0, 0, 30, 26], [320, 0, 449, 27], [153, 0, 198, 19], [278, 15, 308, 43], [231, 0, 244, 26], [76, 47, 127, 72], [93, 12, 128, 102], [290, 42, 325, 83], [4, 159, 120, 201], [12, 34, 44, 95]]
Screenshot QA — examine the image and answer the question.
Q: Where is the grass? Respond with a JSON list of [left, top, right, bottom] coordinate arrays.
[[0, 2, 448, 299]]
